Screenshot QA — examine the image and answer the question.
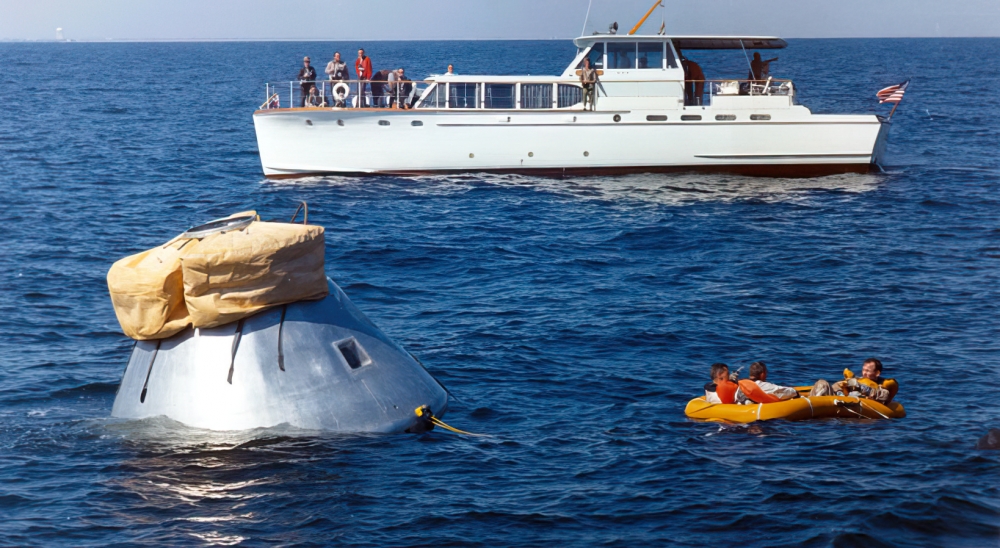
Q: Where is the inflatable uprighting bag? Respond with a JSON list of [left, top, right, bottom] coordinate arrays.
[[107, 210, 329, 340], [107, 240, 194, 340]]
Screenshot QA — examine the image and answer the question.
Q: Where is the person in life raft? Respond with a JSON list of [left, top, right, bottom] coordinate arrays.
[[705, 358, 898, 405]]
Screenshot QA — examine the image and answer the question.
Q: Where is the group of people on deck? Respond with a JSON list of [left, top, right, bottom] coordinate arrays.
[[705, 358, 898, 406], [295, 49, 421, 108]]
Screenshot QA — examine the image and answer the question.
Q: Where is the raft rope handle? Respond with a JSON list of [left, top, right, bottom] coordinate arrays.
[[803, 396, 814, 418], [858, 399, 891, 419], [756, 403, 762, 421], [835, 399, 872, 420]]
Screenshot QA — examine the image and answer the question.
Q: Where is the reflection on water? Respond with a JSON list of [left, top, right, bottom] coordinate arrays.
[[265, 171, 885, 205], [104, 418, 332, 545]]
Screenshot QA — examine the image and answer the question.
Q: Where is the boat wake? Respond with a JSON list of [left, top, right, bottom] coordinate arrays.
[[263, 171, 885, 206]]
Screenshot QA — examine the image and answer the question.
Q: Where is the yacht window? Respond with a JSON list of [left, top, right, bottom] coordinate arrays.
[[715, 114, 736, 121], [484, 83, 516, 109], [751, 114, 771, 121], [607, 42, 637, 69], [448, 83, 479, 109], [417, 85, 446, 109], [521, 83, 552, 109], [637, 42, 664, 69], [577, 43, 604, 69], [557, 84, 582, 108]]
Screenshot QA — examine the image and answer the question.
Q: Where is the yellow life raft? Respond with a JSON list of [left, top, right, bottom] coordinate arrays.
[[684, 387, 905, 423]]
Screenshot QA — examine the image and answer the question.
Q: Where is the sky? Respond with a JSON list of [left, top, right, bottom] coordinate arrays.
[[1, 0, 999, 41]]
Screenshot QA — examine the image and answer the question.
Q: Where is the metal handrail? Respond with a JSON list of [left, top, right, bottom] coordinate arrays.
[[261, 77, 794, 110]]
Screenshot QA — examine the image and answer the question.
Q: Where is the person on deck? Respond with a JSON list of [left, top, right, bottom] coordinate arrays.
[[446, 64, 455, 75], [705, 363, 740, 404], [325, 52, 348, 82], [303, 85, 325, 107], [748, 52, 778, 82], [681, 56, 705, 106], [395, 68, 414, 108], [355, 49, 373, 107], [297, 56, 317, 107], [580, 57, 598, 111], [370, 68, 391, 108]]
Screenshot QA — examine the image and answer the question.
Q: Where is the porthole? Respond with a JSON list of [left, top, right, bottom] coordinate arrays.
[[528, 152, 534, 157], [681, 115, 702, 121], [337, 119, 344, 126], [411, 120, 423, 126], [305, 119, 313, 126], [378, 120, 390, 126], [646, 115, 667, 122], [715, 114, 736, 121], [583, 151, 589, 157], [750, 114, 771, 121], [469, 153, 474, 158], [613, 114, 621, 122]]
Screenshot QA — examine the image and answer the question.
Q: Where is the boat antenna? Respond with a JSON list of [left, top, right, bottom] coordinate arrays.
[[628, 0, 664, 35], [739, 39, 754, 76], [581, 0, 593, 36]]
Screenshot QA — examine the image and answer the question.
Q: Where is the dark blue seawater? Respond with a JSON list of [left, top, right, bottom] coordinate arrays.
[[1, 39, 999, 546]]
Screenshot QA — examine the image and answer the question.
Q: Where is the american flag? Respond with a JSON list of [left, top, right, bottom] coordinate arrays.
[[877, 80, 909, 104]]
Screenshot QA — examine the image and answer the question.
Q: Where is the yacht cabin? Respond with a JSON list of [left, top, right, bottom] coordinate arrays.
[[413, 35, 790, 113]]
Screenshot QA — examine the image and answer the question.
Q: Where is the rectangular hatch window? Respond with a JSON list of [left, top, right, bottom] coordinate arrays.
[[336, 337, 372, 370]]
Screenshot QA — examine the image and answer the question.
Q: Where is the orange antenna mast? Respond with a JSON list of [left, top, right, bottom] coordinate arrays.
[[628, 0, 664, 35]]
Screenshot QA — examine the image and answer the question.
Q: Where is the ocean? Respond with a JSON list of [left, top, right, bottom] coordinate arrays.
[[1, 38, 998, 546]]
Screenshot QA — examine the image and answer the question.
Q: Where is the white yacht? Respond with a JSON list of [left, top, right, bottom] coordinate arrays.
[[253, 34, 892, 179]]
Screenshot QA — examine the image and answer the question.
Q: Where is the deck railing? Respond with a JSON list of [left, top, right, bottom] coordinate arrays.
[[260, 78, 794, 111]]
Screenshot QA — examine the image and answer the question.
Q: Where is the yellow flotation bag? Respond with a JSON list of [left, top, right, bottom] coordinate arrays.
[[684, 386, 905, 423], [107, 211, 328, 340]]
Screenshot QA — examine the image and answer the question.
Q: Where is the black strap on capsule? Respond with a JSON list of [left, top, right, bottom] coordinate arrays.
[[227, 319, 245, 384], [277, 305, 287, 371], [139, 339, 162, 403]]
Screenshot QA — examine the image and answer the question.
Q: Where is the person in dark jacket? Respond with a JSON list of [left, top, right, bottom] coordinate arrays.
[[297, 56, 317, 107], [370, 69, 391, 108]]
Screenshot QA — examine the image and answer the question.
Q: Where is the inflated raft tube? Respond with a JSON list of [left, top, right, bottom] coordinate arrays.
[[684, 387, 905, 423]]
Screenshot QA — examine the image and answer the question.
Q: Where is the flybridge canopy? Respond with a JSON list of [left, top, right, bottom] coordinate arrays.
[[573, 35, 787, 50]]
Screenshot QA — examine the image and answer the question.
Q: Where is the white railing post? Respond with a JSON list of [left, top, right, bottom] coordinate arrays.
[[289, 81, 293, 108]]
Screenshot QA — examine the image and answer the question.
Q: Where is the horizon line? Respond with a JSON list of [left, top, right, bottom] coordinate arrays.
[[2, 35, 999, 43]]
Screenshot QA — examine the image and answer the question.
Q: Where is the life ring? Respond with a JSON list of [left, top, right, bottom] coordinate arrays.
[[332, 82, 351, 103]]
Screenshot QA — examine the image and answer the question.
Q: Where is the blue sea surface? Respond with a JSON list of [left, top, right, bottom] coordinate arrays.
[[1, 39, 999, 546]]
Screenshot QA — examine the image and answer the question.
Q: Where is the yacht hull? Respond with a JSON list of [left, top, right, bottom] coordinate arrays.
[[254, 108, 889, 179], [111, 279, 449, 433]]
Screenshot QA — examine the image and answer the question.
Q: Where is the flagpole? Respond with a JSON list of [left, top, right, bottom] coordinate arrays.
[[887, 102, 899, 120]]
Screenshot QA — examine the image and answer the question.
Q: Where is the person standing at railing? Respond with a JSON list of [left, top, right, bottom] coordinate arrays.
[[371, 69, 391, 108], [326, 52, 348, 82], [396, 68, 414, 109], [355, 49, 373, 108], [749, 52, 778, 83], [681, 56, 705, 106], [580, 57, 598, 111], [297, 56, 317, 107]]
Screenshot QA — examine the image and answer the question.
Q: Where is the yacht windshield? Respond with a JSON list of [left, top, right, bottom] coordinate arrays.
[[607, 42, 636, 69]]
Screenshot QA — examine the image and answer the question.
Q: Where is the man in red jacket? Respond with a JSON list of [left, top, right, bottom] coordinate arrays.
[[355, 48, 373, 107]]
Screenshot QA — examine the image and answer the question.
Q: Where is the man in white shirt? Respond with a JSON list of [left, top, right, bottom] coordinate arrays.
[[747, 361, 799, 400]]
